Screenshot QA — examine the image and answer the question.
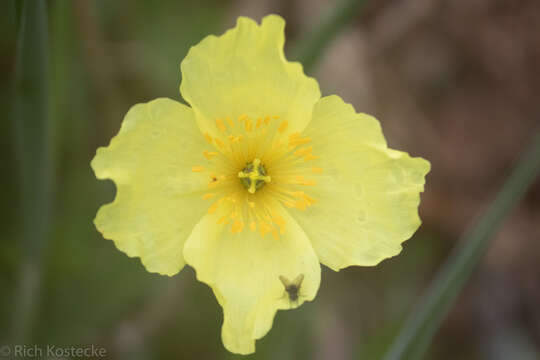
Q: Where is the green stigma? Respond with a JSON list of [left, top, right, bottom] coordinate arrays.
[[238, 158, 271, 194]]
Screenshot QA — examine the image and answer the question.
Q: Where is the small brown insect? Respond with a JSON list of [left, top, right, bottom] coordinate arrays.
[[279, 274, 304, 303]]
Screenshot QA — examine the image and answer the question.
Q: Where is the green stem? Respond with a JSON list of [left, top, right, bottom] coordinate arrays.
[[294, 0, 366, 74], [11, 0, 52, 343], [383, 129, 540, 360]]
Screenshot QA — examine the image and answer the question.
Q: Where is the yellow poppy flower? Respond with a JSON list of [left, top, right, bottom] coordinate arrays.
[[91, 14, 430, 354]]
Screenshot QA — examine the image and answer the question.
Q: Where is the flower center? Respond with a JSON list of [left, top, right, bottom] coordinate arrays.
[[238, 158, 271, 194], [192, 113, 322, 239]]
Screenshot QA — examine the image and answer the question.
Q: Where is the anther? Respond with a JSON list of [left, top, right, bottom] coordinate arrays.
[[208, 201, 220, 214], [214, 138, 225, 148], [245, 118, 253, 132], [278, 120, 289, 133], [216, 118, 226, 132], [231, 220, 244, 234], [203, 151, 219, 160]]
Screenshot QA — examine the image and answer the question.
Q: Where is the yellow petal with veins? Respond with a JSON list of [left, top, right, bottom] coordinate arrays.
[[289, 95, 430, 270], [91, 98, 210, 275], [180, 15, 320, 137], [183, 204, 320, 354]]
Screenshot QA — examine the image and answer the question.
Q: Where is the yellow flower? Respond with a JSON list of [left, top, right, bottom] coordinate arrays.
[[91, 15, 430, 354]]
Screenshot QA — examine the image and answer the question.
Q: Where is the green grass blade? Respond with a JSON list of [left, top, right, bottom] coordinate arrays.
[[383, 129, 540, 360], [294, 0, 366, 74], [11, 0, 52, 343]]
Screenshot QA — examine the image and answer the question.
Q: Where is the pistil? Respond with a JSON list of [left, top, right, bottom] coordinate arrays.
[[238, 158, 271, 194]]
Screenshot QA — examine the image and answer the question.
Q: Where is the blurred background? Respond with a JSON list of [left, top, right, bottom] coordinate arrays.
[[2, 0, 539, 359]]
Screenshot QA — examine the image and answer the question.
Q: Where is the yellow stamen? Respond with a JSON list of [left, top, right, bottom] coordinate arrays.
[[245, 118, 253, 132], [293, 175, 316, 186], [250, 221, 257, 231], [238, 114, 248, 122], [208, 201, 220, 214], [283, 201, 295, 208], [226, 116, 234, 127], [294, 146, 313, 157], [202, 193, 215, 200], [203, 151, 219, 160], [278, 120, 289, 133], [289, 191, 316, 208], [214, 138, 225, 148], [231, 220, 244, 234], [259, 221, 271, 237], [289, 135, 312, 147], [272, 214, 286, 234], [204, 133, 213, 144], [304, 154, 319, 161], [226, 135, 242, 143], [217, 215, 229, 225], [302, 179, 316, 186], [301, 193, 316, 205], [289, 132, 300, 140], [264, 115, 271, 125], [312, 167, 323, 174], [294, 198, 310, 210], [272, 214, 285, 226], [216, 118, 226, 132], [192, 166, 205, 172]]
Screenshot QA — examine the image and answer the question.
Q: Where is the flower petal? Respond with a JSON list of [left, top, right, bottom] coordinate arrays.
[[180, 14, 320, 136], [183, 205, 321, 354], [291, 95, 430, 270], [91, 98, 210, 276]]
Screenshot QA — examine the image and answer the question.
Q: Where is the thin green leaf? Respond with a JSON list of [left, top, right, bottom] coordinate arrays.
[[383, 129, 540, 360], [11, 0, 53, 343]]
